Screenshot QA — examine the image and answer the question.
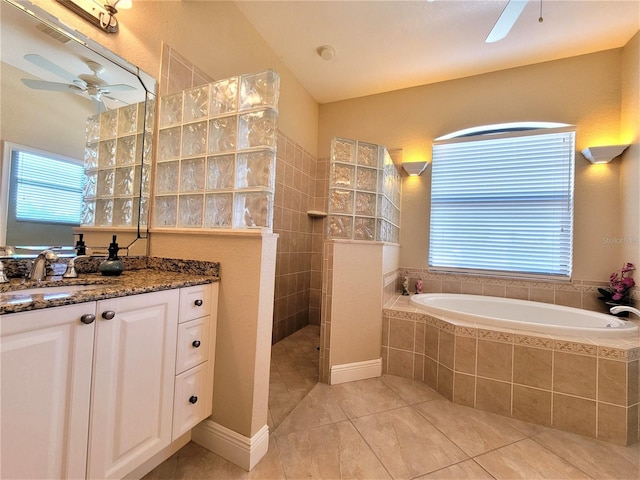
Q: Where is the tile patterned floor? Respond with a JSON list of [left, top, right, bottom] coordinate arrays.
[[145, 325, 640, 479]]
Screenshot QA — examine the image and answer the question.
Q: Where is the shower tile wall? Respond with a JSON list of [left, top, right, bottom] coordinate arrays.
[[272, 133, 319, 343], [159, 44, 214, 97]]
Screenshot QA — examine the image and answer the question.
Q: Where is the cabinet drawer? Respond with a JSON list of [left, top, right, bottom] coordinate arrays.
[[179, 285, 212, 323], [172, 362, 210, 440], [176, 316, 210, 374]]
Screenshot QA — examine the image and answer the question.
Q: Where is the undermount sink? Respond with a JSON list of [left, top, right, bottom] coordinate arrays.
[[1, 284, 105, 302], [8, 284, 105, 295]]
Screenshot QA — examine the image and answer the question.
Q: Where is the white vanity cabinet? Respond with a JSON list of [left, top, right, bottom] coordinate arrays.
[[0, 302, 97, 480], [0, 281, 219, 480]]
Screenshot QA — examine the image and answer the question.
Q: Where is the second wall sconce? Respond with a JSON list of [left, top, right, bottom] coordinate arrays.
[[581, 144, 630, 164], [57, 0, 132, 33], [402, 161, 429, 176]]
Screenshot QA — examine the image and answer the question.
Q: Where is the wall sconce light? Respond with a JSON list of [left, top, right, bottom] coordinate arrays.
[[57, 0, 132, 33], [402, 161, 429, 176], [581, 144, 630, 164]]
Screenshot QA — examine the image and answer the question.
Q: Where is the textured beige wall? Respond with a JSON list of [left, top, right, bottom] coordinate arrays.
[[330, 242, 383, 366], [148, 231, 276, 438], [31, 0, 319, 155], [620, 32, 640, 268], [318, 49, 629, 282]]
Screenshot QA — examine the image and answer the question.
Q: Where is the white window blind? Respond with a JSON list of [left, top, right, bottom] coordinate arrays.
[[12, 149, 83, 225], [429, 127, 575, 279]]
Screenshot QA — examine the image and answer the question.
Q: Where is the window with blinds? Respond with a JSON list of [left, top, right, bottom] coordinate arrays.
[[11, 148, 84, 225], [429, 125, 575, 279]]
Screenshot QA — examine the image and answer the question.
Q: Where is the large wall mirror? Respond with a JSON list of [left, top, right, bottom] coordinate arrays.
[[0, 0, 156, 256]]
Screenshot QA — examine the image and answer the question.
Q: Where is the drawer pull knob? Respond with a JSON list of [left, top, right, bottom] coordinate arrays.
[[194, 299, 203, 307], [189, 396, 198, 404], [80, 314, 95, 325], [101, 310, 116, 320], [192, 340, 201, 348]]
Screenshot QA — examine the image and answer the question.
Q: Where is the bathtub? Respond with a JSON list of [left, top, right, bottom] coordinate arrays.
[[410, 293, 638, 338]]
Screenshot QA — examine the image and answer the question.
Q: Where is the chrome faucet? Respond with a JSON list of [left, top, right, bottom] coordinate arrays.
[[63, 255, 91, 278], [610, 305, 640, 318], [28, 249, 58, 281]]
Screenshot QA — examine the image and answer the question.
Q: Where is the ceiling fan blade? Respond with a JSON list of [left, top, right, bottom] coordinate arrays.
[[92, 97, 108, 114], [486, 0, 528, 43], [101, 83, 137, 92], [24, 53, 80, 83], [21, 78, 78, 92]]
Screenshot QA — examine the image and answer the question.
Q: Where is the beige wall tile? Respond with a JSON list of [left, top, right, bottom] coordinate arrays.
[[439, 331, 455, 369], [453, 372, 475, 407], [454, 336, 477, 374], [628, 404, 639, 445], [482, 284, 506, 297], [597, 403, 630, 446], [415, 323, 425, 355], [424, 357, 438, 390], [554, 290, 581, 308], [629, 360, 639, 406], [513, 345, 552, 389], [460, 282, 483, 295], [554, 352, 597, 399], [506, 286, 529, 300], [413, 353, 425, 381], [476, 378, 511, 416], [512, 385, 551, 426], [438, 365, 454, 401], [389, 318, 415, 351], [530, 287, 555, 304], [425, 325, 439, 360], [598, 358, 628, 406], [552, 393, 596, 438], [388, 348, 414, 379], [477, 340, 513, 382]]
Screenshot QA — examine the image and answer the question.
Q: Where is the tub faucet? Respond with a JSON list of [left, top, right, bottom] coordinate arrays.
[[609, 305, 640, 318], [28, 249, 58, 281]]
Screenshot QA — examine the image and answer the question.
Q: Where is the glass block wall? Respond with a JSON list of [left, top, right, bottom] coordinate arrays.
[[327, 137, 401, 242], [82, 99, 155, 228], [153, 69, 280, 230]]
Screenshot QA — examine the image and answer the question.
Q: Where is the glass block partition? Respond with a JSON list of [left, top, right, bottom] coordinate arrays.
[[153, 69, 280, 230], [327, 137, 401, 242], [82, 99, 155, 228]]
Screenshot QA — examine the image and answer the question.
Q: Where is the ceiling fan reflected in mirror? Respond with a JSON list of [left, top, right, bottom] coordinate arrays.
[[486, 0, 543, 43], [20, 53, 136, 113]]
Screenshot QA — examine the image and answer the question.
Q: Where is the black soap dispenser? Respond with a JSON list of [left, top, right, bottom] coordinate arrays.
[[99, 235, 124, 276], [74, 233, 86, 256]]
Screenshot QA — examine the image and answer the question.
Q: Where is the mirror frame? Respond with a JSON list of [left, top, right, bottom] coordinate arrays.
[[0, 0, 156, 253]]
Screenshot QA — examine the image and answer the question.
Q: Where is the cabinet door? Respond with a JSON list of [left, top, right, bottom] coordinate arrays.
[[88, 290, 179, 480], [1, 303, 96, 480]]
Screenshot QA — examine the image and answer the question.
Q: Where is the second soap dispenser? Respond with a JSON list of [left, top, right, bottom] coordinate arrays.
[[99, 235, 124, 276]]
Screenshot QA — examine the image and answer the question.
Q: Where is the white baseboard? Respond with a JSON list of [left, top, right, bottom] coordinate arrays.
[[330, 358, 382, 385], [191, 420, 269, 471]]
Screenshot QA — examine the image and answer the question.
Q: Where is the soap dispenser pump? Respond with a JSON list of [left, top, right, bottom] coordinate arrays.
[[99, 235, 124, 276]]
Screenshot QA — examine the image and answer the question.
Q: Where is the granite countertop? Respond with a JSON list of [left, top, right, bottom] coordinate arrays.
[[0, 257, 220, 315]]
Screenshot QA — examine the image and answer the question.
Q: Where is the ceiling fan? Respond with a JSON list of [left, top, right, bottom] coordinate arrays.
[[486, 0, 537, 43], [21, 53, 136, 113]]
